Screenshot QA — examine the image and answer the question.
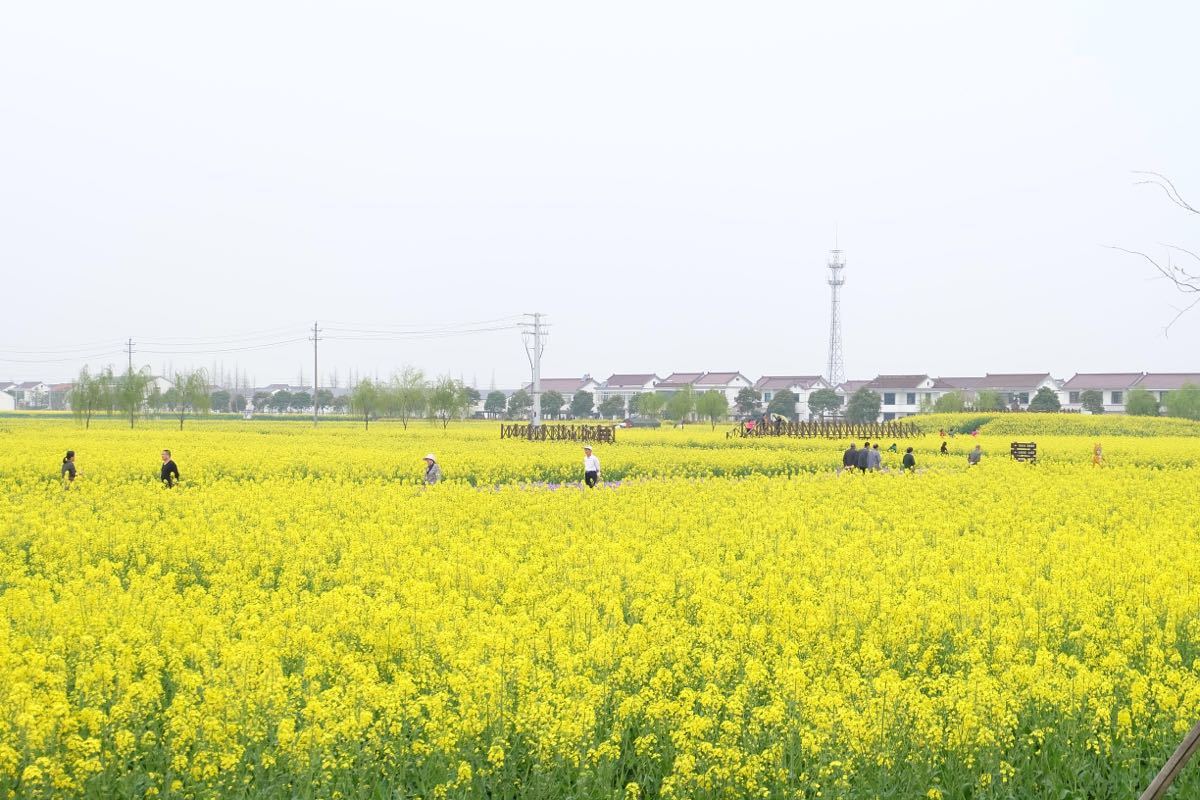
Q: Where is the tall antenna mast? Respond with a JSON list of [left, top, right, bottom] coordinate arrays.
[[825, 246, 846, 387]]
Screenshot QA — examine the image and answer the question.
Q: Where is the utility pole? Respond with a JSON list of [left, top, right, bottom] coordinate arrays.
[[521, 312, 547, 426], [126, 338, 134, 374], [310, 321, 320, 427]]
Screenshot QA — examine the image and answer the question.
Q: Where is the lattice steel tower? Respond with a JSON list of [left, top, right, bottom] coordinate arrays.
[[825, 247, 846, 387]]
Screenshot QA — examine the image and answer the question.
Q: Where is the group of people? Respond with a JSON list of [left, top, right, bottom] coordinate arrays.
[[60, 449, 180, 489], [840, 440, 985, 473], [421, 445, 603, 487], [840, 441, 918, 474]]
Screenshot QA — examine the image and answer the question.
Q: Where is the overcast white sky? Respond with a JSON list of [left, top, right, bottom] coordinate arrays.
[[2, 1, 1198, 387]]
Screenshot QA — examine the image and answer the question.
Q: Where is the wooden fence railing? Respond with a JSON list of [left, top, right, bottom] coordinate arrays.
[[728, 421, 922, 440], [500, 424, 617, 443], [1140, 719, 1200, 799]]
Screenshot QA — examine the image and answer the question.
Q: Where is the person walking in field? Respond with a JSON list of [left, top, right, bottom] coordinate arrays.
[[857, 441, 871, 472], [841, 442, 857, 473], [1093, 442, 1104, 466], [902, 446, 916, 472], [160, 450, 180, 488], [967, 444, 983, 466], [583, 445, 601, 488], [423, 454, 442, 484], [868, 443, 882, 471], [61, 450, 80, 489]]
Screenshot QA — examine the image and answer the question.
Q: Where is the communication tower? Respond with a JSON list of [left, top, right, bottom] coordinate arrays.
[[825, 248, 846, 387]]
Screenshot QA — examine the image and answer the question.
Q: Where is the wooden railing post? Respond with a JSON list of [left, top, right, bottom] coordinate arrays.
[[1140, 719, 1200, 800]]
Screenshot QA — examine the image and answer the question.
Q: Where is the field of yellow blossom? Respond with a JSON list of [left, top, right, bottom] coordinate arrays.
[[2, 414, 1200, 799]]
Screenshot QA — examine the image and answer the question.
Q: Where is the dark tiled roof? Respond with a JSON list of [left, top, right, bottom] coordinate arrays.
[[698, 372, 749, 385], [865, 374, 932, 389], [979, 373, 1054, 389], [521, 377, 594, 394], [754, 375, 827, 391], [1135, 373, 1200, 391], [938, 376, 985, 389], [657, 372, 705, 387], [1061, 373, 1144, 390], [603, 373, 660, 388]]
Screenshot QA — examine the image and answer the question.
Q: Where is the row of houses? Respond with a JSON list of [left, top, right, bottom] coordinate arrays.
[[6, 371, 1198, 420], [507, 371, 1200, 420]]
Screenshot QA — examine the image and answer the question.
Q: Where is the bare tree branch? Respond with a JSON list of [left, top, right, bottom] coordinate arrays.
[[1115, 172, 1200, 333], [1107, 245, 1199, 292], [1164, 243, 1200, 269], [1165, 295, 1200, 336], [1133, 170, 1200, 215]]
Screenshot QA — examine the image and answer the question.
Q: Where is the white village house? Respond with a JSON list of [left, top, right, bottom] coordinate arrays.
[[520, 376, 601, 417], [1132, 373, 1200, 404], [693, 372, 753, 406], [8, 381, 50, 409], [595, 374, 661, 417], [0, 388, 15, 412], [865, 375, 950, 421], [1058, 373, 1143, 413], [974, 373, 1060, 409], [752, 375, 834, 419]]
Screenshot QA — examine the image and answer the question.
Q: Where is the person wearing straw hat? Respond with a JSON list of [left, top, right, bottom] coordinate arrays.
[[583, 445, 600, 488], [422, 454, 442, 484]]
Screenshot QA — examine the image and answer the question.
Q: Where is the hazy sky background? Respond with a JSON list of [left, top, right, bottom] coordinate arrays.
[[2, 1, 1198, 387]]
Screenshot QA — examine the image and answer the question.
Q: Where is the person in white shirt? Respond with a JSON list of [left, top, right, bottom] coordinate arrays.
[[583, 445, 600, 488]]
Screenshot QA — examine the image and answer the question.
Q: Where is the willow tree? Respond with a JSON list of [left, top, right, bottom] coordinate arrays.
[[70, 366, 113, 429], [350, 379, 380, 430], [115, 367, 153, 429], [172, 368, 212, 430]]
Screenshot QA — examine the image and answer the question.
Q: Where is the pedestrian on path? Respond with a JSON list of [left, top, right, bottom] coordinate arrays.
[[583, 445, 601, 488], [423, 454, 442, 484], [967, 445, 983, 466]]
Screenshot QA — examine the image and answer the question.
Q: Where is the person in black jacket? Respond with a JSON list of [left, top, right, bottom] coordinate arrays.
[[841, 442, 857, 472], [902, 447, 916, 472], [160, 449, 180, 488]]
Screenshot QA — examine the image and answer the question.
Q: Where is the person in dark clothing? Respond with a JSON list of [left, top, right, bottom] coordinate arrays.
[[857, 441, 871, 471], [902, 447, 916, 472], [939, 441, 949, 455], [841, 443, 857, 472], [61, 450, 79, 489], [160, 449, 180, 488]]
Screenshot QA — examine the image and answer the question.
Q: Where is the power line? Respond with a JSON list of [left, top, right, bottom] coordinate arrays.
[[137, 337, 309, 355]]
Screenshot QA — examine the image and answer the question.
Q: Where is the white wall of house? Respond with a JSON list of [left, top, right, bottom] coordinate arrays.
[[596, 378, 660, 417], [760, 379, 833, 419], [696, 375, 753, 406], [0, 391, 15, 411], [1059, 388, 1130, 413], [875, 378, 941, 420]]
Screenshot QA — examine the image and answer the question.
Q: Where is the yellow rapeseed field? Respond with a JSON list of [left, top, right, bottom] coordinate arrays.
[[2, 415, 1200, 799]]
